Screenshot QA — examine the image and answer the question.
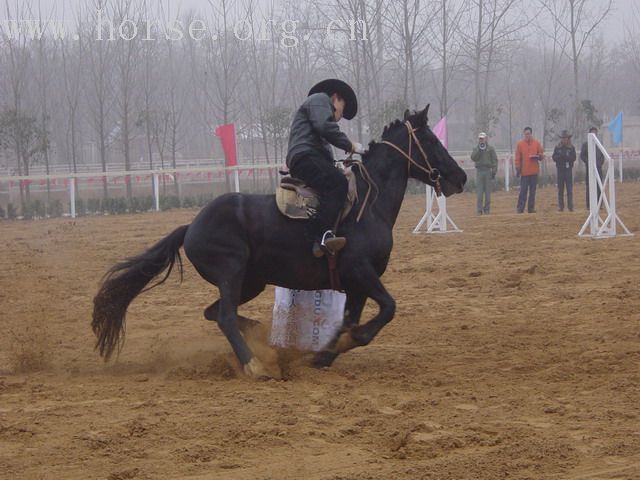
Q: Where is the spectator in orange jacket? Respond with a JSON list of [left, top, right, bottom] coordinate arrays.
[[515, 126, 544, 213]]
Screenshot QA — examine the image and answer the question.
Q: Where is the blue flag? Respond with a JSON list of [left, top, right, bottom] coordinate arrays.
[[608, 111, 623, 146]]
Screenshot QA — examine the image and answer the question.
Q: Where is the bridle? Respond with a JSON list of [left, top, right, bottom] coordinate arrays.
[[381, 120, 442, 195], [340, 119, 443, 222]]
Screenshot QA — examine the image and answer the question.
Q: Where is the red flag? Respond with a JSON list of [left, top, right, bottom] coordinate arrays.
[[215, 123, 238, 167]]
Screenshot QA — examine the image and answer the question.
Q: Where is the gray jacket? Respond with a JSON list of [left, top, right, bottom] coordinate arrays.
[[471, 144, 498, 172], [286, 93, 352, 167]]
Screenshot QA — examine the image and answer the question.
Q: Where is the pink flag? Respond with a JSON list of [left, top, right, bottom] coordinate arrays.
[[215, 123, 238, 167], [432, 116, 448, 149]]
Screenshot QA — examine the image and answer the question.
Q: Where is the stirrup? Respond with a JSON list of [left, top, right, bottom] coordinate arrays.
[[313, 230, 346, 258]]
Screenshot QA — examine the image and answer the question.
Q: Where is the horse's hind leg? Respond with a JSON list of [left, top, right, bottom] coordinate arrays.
[[204, 279, 266, 333], [206, 307, 261, 334], [203, 277, 272, 379], [197, 262, 271, 379]]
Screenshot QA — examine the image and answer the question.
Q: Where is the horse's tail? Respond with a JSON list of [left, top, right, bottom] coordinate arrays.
[[92, 224, 190, 361]]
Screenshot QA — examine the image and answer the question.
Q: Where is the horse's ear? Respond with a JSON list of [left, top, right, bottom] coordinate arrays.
[[403, 109, 411, 121], [421, 104, 430, 125]]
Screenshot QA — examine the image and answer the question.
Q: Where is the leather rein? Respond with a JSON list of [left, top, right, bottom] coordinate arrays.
[[381, 120, 443, 195]]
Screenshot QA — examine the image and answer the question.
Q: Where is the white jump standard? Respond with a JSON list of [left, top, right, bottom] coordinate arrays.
[[413, 185, 462, 234], [578, 133, 632, 239]]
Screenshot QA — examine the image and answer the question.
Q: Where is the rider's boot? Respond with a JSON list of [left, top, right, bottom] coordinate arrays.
[[312, 230, 346, 258]]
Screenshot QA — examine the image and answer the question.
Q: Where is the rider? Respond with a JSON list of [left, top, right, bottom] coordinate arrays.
[[286, 79, 366, 257]]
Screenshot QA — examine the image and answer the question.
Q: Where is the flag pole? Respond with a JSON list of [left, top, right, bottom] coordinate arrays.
[[234, 126, 240, 193], [619, 138, 623, 183]]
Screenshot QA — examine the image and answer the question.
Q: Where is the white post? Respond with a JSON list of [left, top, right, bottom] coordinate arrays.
[[234, 129, 240, 193], [504, 155, 510, 192], [588, 133, 598, 234], [153, 173, 160, 211], [436, 195, 448, 232], [426, 185, 434, 229], [412, 185, 434, 233], [619, 148, 623, 183], [69, 177, 76, 218], [609, 150, 617, 235]]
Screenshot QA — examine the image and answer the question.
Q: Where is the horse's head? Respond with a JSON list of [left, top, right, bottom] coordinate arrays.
[[399, 105, 466, 196]]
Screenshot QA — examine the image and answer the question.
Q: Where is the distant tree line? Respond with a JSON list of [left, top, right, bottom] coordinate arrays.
[[2, 0, 638, 214]]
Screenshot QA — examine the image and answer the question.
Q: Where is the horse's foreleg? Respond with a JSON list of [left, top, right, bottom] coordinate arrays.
[[343, 291, 368, 328], [335, 267, 395, 354], [312, 291, 367, 368]]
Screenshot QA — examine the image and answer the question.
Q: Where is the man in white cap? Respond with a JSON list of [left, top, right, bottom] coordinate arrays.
[[286, 79, 365, 257], [470, 132, 498, 215]]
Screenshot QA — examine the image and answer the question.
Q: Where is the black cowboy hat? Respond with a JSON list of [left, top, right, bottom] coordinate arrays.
[[308, 79, 358, 120], [559, 129, 572, 138]]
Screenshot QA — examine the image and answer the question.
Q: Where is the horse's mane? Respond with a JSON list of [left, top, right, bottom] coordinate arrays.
[[381, 118, 405, 138], [364, 118, 406, 154]]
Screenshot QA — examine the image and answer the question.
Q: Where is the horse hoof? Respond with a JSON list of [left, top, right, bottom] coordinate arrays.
[[243, 357, 273, 380], [311, 351, 338, 368]]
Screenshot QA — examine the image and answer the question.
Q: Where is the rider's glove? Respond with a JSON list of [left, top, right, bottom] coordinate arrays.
[[351, 142, 367, 155]]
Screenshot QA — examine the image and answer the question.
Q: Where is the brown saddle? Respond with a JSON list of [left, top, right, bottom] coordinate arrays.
[[276, 167, 358, 221]]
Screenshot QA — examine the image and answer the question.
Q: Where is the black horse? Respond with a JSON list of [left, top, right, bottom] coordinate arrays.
[[92, 106, 467, 379]]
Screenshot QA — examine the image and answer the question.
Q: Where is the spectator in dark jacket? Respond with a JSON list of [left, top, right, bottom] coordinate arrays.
[[470, 132, 498, 215], [552, 130, 577, 212], [286, 79, 364, 257], [580, 126, 605, 209]]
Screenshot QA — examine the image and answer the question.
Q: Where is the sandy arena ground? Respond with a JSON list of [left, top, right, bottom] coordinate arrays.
[[1, 182, 639, 480]]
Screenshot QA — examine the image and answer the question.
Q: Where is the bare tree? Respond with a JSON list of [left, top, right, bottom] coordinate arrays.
[[138, 15, 158, 173], [0, 109, 49, 211], [33, 1, 56, 207], [625, 2, 640, 77], [165, 38, 186, 195], [113, 0, 142, 199], [2, 0, 34, 207], [59, 21, 85, 179], [205, 0, 244, 125], [532, 8, 571, 146], [539, 0, 612, 129], [427, 0, 467, 118], [384, 0, 435, 109], [461, 0, 523, 134], [85, 0, 116, 200]]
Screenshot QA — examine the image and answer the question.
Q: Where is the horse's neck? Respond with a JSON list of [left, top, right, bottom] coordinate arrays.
[[360, 135, 410, 226]]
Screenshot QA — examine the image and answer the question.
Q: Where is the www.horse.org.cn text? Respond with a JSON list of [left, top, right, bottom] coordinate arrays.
[[0, 14, 369, 47]]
